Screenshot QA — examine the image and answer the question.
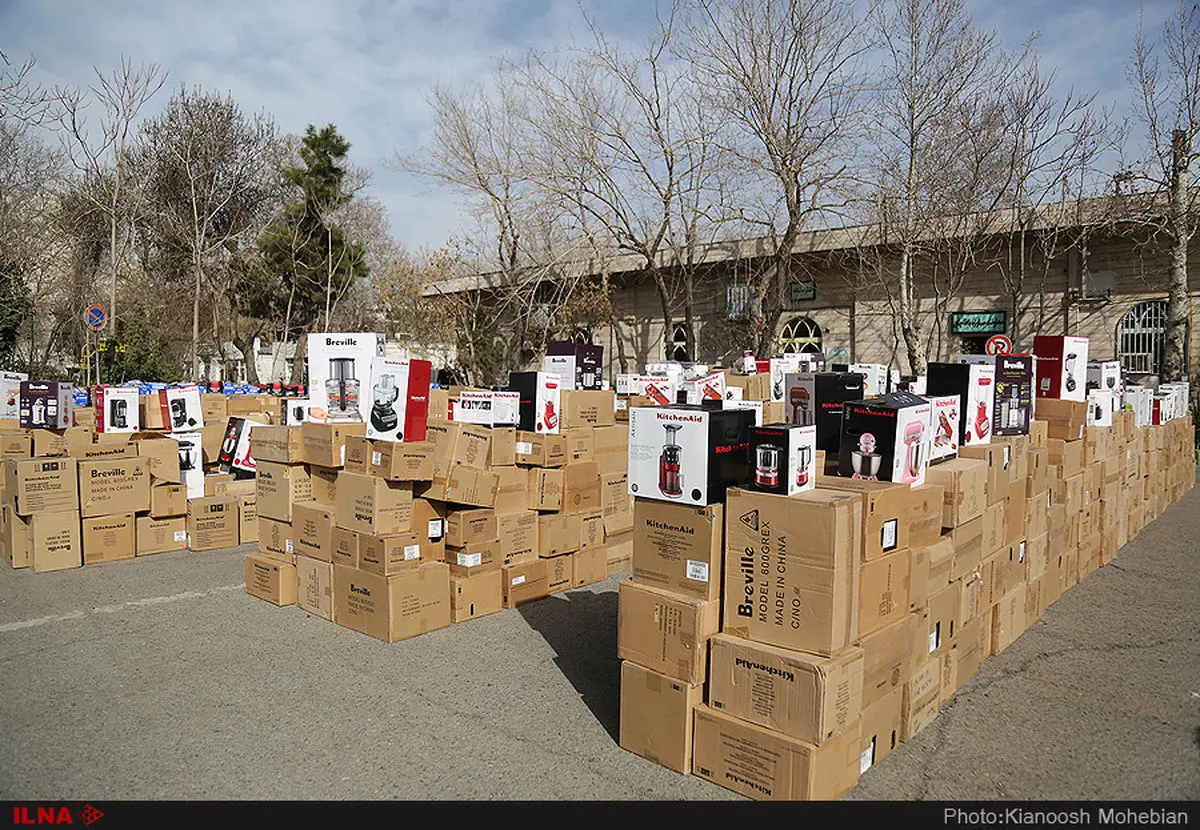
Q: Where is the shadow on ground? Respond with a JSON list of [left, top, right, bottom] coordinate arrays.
[[517, 587, 621, 743]]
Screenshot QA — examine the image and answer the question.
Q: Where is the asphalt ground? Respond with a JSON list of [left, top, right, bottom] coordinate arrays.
[[0, 480, 1197, 801]]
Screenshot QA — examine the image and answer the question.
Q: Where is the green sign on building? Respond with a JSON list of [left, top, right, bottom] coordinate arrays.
[[950, 311, 1007, 335], [789, 281, 816, 302]]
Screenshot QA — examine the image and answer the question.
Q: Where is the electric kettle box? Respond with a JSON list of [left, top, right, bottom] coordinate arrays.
[[18, 382, 74, 430], [927, 394, 961, 464], [784, 372, 866, 456], [925, 362, 995, 446], [1033, 335, 1089, 401], [157, 385, 205, 433], [748, 424, 817, 496], [507, 371, 562, 434], [364, 357, 432, 442], [837, 392, 933, 486], [626, 405, 753, 506], [94, 386, 140, 434]]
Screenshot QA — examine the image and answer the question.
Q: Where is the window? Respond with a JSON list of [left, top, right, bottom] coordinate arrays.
[[725, 284, 752, 319], [1116, 301, 1169, 375], [570, 328, 591, 345], [779, 316, 822, 354], [668, 322, 692, 362]]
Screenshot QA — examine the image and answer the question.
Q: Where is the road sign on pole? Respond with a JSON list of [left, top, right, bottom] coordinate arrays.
[[985, 335, 1013, 356], [84, 304, 107, 332]]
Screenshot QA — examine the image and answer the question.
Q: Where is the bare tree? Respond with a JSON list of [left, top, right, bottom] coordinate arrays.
[[0, 51, 55, 125]]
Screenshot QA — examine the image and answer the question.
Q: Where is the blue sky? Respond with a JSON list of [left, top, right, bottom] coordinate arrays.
[[0, 0, 1180, 251]]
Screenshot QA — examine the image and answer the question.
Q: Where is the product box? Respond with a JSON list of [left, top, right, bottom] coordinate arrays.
[[860, 689, 903, 773], [216, 416, 265, 478], [838, 392, 932, 485], [254, 461, 310, 523], [331, 526, 359, 568], [545, 340, 603, 390], [923, 456, 988, 528], [708, 634, 864, 745], [81, 512, 135, 564], [617, 375, 676, 406], [572, 543, 606, 586], [527, 467, 563, 511], [926, 362, 995, 446], [446, 507, 497, 549], [237, 496, 257, 543], [0, 431, 32, 460], [502, 559, 550, 608], [187, 495, 240, 551], [0, 370, 27, 419], [632, 500, 723, 602], [29, 511, 83, 573], [507, 371, 562, 434], [1033, 335, 1089, 401], [4, 457, 79, 515], [135, 515, 187, 555], [1123, 384, 1153, 427], [18, 381, 74, 429], [1086, 360, 1122, 401], [959, 354, 1035, 436], [544, 550, 573, 593], [292, 501, 335, 562], [617, 579, 719, 684], [1086, 389, 1115, 427], [627, 405, 752, 506], [560, 460, 601, 513], [364, 357, 432, 442], [295, 555, 334, 620], [859, 614, 918, 708], [849, 363, 889, 397], [927, 394, 960, 463], [157, 384, 205, 433], [681, 372, 726, 405], [1036, 397, 1088, 441], [76, 457, 150, 518], [249, 425, 303, 464], [537, 512, 582, 557], [859, 549, 911, 637], [94, 386, 140, 434], [333, 561, 450, 642], [369, 439, 435, 481], [245, 553, 298, 606], [618, 660, 704, 775], [722, 399, 765, 426], [450, 569, 503, 622], [497, 510, 539, 566], [901, 659, 941, 741], [908, 483, 944, 548], [816, 477, 911, 560], [722, 489, 861, 656], [513, 431, 567, 468], [134, 437, 182, 484], [299, 421, 367, 468], [168, 433, 204, 499], [560, 390, 616, 429], [335, 471, 413, 536], [307, 332, 383, 423], [784, 372, 865, 459], [362, 530, 428, 575], [747, 424, 817, 496]]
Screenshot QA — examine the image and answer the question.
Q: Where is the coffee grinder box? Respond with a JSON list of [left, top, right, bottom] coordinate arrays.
[[158, 384, 205, 433], [928, 394, 960, 463], [784, 372, 865, 460], [507, 371, 562, 434], [1033, 335, 1089, 402], [364, 357, 432, 442], [19, 381, 74, 429], [838, 392, 933, 486], [748, 424, 817, 496], [627, 405, 753, 506], [926, 362, 995, 446], [94, 386, 140, 434]]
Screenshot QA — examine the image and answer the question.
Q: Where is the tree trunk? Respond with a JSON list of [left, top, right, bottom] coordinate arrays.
[[898, 242, 925, 374], [289, 331, 308, 386], [192, 255, 202, 382], [651, 267, 673, 361], [1164, 129, 1192, 382]]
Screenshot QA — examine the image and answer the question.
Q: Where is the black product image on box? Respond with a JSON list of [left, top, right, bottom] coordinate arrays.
[[992, 355, 1034, 436], [786, 372, 864, 457]]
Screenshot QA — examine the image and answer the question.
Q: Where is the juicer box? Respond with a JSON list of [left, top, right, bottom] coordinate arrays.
[[1033, 335, 1089, 402], [364, 357, 432, 442], [18, 382, 74, 430], [925, 362, 995, 446], [748, 424, 817, 496], [783, 372, 865, 459], [958, 354, 1034, 436], [627, 405, 753, 506], [507, 371, 562, 434], [838, 392, 932, 486]]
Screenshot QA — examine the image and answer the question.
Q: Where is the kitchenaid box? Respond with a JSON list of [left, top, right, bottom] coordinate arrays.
[[925, 362, 995, 446], [94, 385, 140, 434], [682, 372, 726, 405], [850, 363, 890, 397], [784, 372, 865, 460], [1033, 335, 1089, 401], [1, 370, 27, 419], [364, 357, 432, 442], [18, 381, 73, 429], [749, 424, 817, 496], [507, 371, 562, 434], [927, 394, 960, 463], [157, 384, 204, 433], [545, 340, 603, 390], [838, 392, 933, 486], [1086, 389, 1115, 427], [627, 405, 753, 506], [216, 416, 263, 479]]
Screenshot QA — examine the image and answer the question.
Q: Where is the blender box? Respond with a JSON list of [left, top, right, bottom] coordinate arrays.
[[545, 341, 603, 390], [627, 405, 753, 506], [838, 392, 933, 486], [925, 362, 995, 446], [765, 355, 802, 400], [959, 354, 1035, 436], [158, 384, 205, 433], [928, 394, 960, 463], [616, 375, 675, 405], [507, 372, 562, 434], [784, 372, 865, 457], [749, 424, 817, 496], [850, 363, 890, 397], [364, 357, 431, 442], [19, 382, 74, 429], [94, 386, 140, 434], [217, 416, 267, 478], [170, 433, 205, 499], [1, 370, 28, 419], [1123, 384, 1153, 427], [1086, 361, 1122, 412], [1033, 335, 1089, 401], [682, 372, 726, 404], [723, 399, 763, 425], [307, 332, 384, 423], [1086, 389, 1114, 427]]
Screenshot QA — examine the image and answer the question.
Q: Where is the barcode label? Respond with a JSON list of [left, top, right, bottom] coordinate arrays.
[[515, 441, 533, 455], [511, 574, 526, 586], [457, 552, 482, 567], [860, 742, 875, 774], [881, 519, 898, 551], [404, 544, 420, 560], [371, 451, 382, 465], [285, 539, 294, 552], [428, 519, 444, 538], [686, 560, 709, 582], [929, 631, 939, 653], [174, 530, 187, 542]]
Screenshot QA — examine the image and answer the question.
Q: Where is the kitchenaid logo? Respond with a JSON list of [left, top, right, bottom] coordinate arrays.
[[644, 518, 694, 534], [324, 337, 359, 347], [734, 657, 794, 682], [724, 772, 771, 796], [852, 406, 894, 417], [350, 583, 370, 596], [819, 401, 843, 411], [92, 521, 125, 532], [714, 442, 749, 454], [654, 412, 704, 424]]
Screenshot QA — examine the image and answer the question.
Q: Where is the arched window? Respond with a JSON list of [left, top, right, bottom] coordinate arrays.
[[780, 316, 822, 354], [667, 322, 691, 362], [1116, 301, 1170, 375], [570, 328, 592, 345]]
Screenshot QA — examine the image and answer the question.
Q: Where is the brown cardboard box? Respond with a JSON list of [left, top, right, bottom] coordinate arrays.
[[950, 446, 1011, 509], [708, 634, 864, 744], [411, 499, 446, 562], [258, 517, 295, 560], [600, 471, 633, 529], [900, 659, 940, 741], [370, 440, 435, 481], [909, 544, 931, 612], [451, 569, 503, 622], [4, 457, 79, 515], [994, 435, 1029, 484], [343, 435, 372, 473], [335, 471, 413, 535], [244, 552, 297, 606], [250, 425, 303, 464], [924, 457, 987, 528], [200, 420, 228, 466], [817, 477, 910, 560], [446, 537, 500, 577], [135, 515, 187, 555], [1025, 447, 1050, 497], [576, 506, 602, 547], [1054, 473, 1084, 515], [1083, 426, 1114, 464], [606, 530, 633, 574], [991, 584, 1028, 654], [1028, 418, 1048, 447], [237, 495, 258, 543], [860, 688, 903, 772], [723, 488, 861, 657], [32, 427, 92, 458], [527, 467, 564, 512], [361, 530, 428, 575], [1036, 398, 1087, 441], [538, 512, 582, 557], [632, 499, 723, 602], [0, 431, 32, 460], [560, 460, 601, 514], [564, 426, 593, 463], [187, 496, 239, 551], [299, 422, 367, 468], [72, 406, 95, 427], [435, 464, 499, 508], [691, 706, 861, 801], [333, 561, 451, 642], [923, 536, 954, 599], [308, 465, 338, 507], [560, 390, 616, 428], [331, 526, 359, 568], [203, 473, 233, 496], [958, 573, 986, 625], [618, 579, 719, 684], [0, 505, 30, 568], [149, 482, 187, 518], [428, 388, 450, 420], [978, 499, 1005, 560], [859, 548, 911, 638], [81, 512, 135, 564], [544, 550, 573, 593], [572, 544, 606, 586], [949, 516, 984, 582], [497, 510, 538, 566], [619, 661, 704, 775], [859, 613, 917, 708], [1005, 479, 1027, 545], [1023, 494, 1048, 541], [513, 431, 568, 467], [446, 508, 497, 549], [488, 426, 517, 467], [908, 484, 944, 548], [69, 442, 136, 461], [293, 501, 335, 562], [592, 424, 629, 474], [942, 616, 984, 701], [295, 555, 333, 620], [492, 466, 528, 514], [227, 394, 270, 416], [428, 421, 492, 478], [140, 396, 166, 432], [254, 461, 311, 523], [502, 559, 550, 608], [922, 580, 961, 658], [28, 512, 81, 573]]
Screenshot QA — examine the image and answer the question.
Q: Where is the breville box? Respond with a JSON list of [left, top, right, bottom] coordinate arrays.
[[489, 426, 517, 467], [187, 496, 240, 551], [527, 467, 564, 512], [4, 457, 79, 515], [502, 559, 550, 608], [708, 634, 864, 745], [618, 660, 704, 775], [135, 515, 187, 555], [295, 555, 334, 620], [244, 553, 298, 606], [546, 340, 604, 389], [908, 483, 944, 547], [451, 569, 503, 622], [149, 482, 187, 519], [293, 501, 335, 562], [960, 354, 1035, 436], [858, 613, 918, 708], [335, 471, 413, 535], [29, 511, 83, 573], [77, 457, 150, 518], [19, 381, 74, 429], [237, 495, 258, 543], [627, 405, 753, 506], [859, 549, 911, 638], [254, 461, 311, 523], [82, 512, 136, 564], [249, 425, 303, 464], [632, 499, 723, 602], [333, 561, 451, 642], [537, 512, 583, 557], [722, 488, 862, 656], [513, 431, 568, 468], [361, 530, 428, 575], [300, 421, 367, 468], [561, 460, 601, 514], [816, 477, 910, 560], [497, 510, 539, 566], [618, 579, 719, 684]]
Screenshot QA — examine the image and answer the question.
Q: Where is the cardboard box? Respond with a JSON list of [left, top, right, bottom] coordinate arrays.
[[331, 526, 359, 568], [497, 510, 538, 566], [592, 424, 628, 475], [544, 550, 573, 593], [632, 499, 723, 601], [68, 441, 136, 461], [81, 512, 135, 564], [1034, 335, 1089, 401], [200, 393, 229, 420], [1005, 479, 1028, 544], [451, 569, 503, 622], [900, 659, 940, 740], [342, 435, 372, 473], [502, 559, 550, 608], [203, 472, 233, 497], [361, 530, 429, 575], [545, 340, 603, 390], [433, 464, 498, 508], [606, 530, 633, 573], [244, 553, 298, 606], [1029, 418, 1048, 447], [924, 457, 987, 528], [923, 580, 961, 658], [560, 390, 616, 429], [600, 471, 633, 532], [369, 439, 435, 481], [254, 461, 311, 523], [859, 548, 911, 638], [1036, 398, 1088, 441], [925, 536, 954, 595], [572, 543, 606, 586], [135, 515, 187, 555], [294, 555, 333, 620], [627, 405, 753, 506], [513, 431, 568, 468], [926, 362, 995, 447], [561, 460, 601, 514], [860, 688, 903, 773], [838, 392, 933, 485], [333, 561, 451, 642], [300, 421, 367, 468], [489, 426, 517, 467], [29, 511, 82, 573], [292, 501, 335, 562], [981, 499, 1005, 556], [619, 661, 704, 775], [949, 516, 984, 582], [19, 381, 74, 429], [237, 495, 258, 543], [691, 706, 861, 801], [157, 384, 204, 433], [187, 496, 239, 551], [991, 584, 1028, 654], [4, 457, 79, 515], [708, 634, 864, 744], [817, 477, 910, 560], [537, 512, 583, 557], [956, 444, 1014, 507], [859, 613, 918, 708], [618, 579, 719, 684], [149, 482, 187, 519], [446, 508, 498, 549], [335, 471, 413, 535], [0, 431, 32, 460], [908, 484, 944, 548], [722, 488, 861, 656], [527, 467, 564, 512]]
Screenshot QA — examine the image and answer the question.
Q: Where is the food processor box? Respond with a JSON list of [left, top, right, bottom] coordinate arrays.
[[306, 333, 384, 424], [1, 370, 28, 419], [749, 424, 817, 496], [94, 386, 141, 434], [18, 381, 74, 430], [365, 358, 432, 443], [546, 341, 603, 390], [785, 372, 866, 459], [1033, 335, 1089, 402], [157, 384, 205, 434], [838, 392, 932, 486], [849, 363, 890, 397], [626, 405, 753, 506], [507, 372, 562, 434], [927, 394, 960, 464], [925, 362, 995, 446], [1086, 389, 1114, 427]]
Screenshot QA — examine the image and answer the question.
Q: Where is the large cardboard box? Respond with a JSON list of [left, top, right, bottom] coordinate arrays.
[[859, 613, 918, 708], [981, 499, 1006, 557], [908, 484, 944, 548], [136, 516, 187, 556], [955, 444, 1014, 508], [921, 580, 961, 659], [69, 441, 136, 461], [561, 460, 601, 514], [572, 544, 606, 587], [333, 561, 451, 642], [544, 550, 574, 593], [292, 501, 336, 562], [249, 425, 303, 464], [488, 426, 517, 467], [900, 659, 940, 741], [991, 584, 1028, 654], [361, 530, 428, 575], [331, 526, 359, 568], [860, 688, 903, 773], [0, 431, 32, 460], [859, 548, 911, 638], [187, 496, 240, 551], [492, 466, 528, 515], [299, 422, 367, 468], [427, 421, 492, 478], [335, 471, 413, 536], [527, 467, 564, 512], [816, 477, 910, 560], [255, 461, 312, 523], [513, 431, 568, 468], [560, 390, 616, 428], [923, 457, 987, 528], [691, 706, 861, 801], [502, 559, 550, 608], [606, 530, 633, 574], [30, 511, 82, 573], [497, 510, 538, 566], [451, 569, 503, 622], [600, 471, 633, 536], [618, 579, 719, 684], [619, 660, 704, 775], [1036, 398, 1088, 441], [81, 512, 135, 564], [948, 516, 984, 582], [446, 508, 497, 549], [537, 513, 582, 557], [370, 439, 435, 481], [592, 424, 628, 475], [723, 488, 861, 656], [258, 517, 296, 560], [4, 457, 79, 515], [632, 499, 723, 602], [149, 482, 187, 519], [244, 553, 298, 606], [708, 634, 864, 744], [237, 495, 258, 544]]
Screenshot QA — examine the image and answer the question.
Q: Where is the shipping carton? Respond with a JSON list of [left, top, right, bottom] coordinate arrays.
[[333, 561, 451, 642], [600, 471, 633, 536], [908, 484, 944, 548], [513, 431, 568, 468], [370, 439, 435, 481], [450, 569, 503, 622], [1036, 398, 1088, 441], [632, 499, 723, 602], [859, 688, 903, 773], [537, 512, 582, 557], [901, 659, 941, 740], [592, 424, 628, 474], [244, 553, 298, 606], [254, 461, 311, 523], [923, 457, 987, 528], [81, 512, 135, 564], [445, 507, 497, 549], [957, 444, 1016, 507], [4, 457, 79, 515], [949, 516, 984, 582], [299, 421, 367, 468], [497, 510, 538, 566], [816, 477, 911, 560], [544, 550, 573, 593], [135, 516, 187, 556], [858, 613, 918, 708], [295, 555, 333, 620], [292, 501, 335, 562], [572, 543, 606, 586], [149, 482, 187, 519], [187, 496, 239, 551], [527, 467, 564, 512], [560, 390, 616, 429], [618, 579, 719, 684], [991, 584, 1028, 654], [29, 511, 82, 573], [331, 526, 359, 568], [859, 548, 911, 637], [237, 495, 258, 543], [335, 471, 413, 536], [502, 559, 550, 608], [489, 426, 517, 467], [360, 530, 428, 575], [561, 460, 601, 514], [619, 661, 704, 775]]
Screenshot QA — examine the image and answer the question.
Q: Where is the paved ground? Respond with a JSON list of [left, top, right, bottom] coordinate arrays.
[[0, 481, 1197, 801]]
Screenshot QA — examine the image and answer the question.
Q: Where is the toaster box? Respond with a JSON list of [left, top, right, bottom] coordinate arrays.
[[748, 424, 817, 496], [627, 405, 753, 506], [925, 362, 995, 446], [19, 382, 74, 430], [838, 392, 933, 486]]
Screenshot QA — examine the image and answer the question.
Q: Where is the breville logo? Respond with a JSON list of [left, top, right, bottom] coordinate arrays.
[[737, 547, 755, 617], [91, 467, 128, 478], [350, 583, 370, 596], [735, 657, 795, 682], [1003, 359, 1024, 370], [325, 337, 358, 346]]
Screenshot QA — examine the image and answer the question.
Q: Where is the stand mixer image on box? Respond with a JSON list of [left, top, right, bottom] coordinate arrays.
[[900, 420, 926, 483], [850, 432, 882, 480], [790, 385, 812, 426]]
